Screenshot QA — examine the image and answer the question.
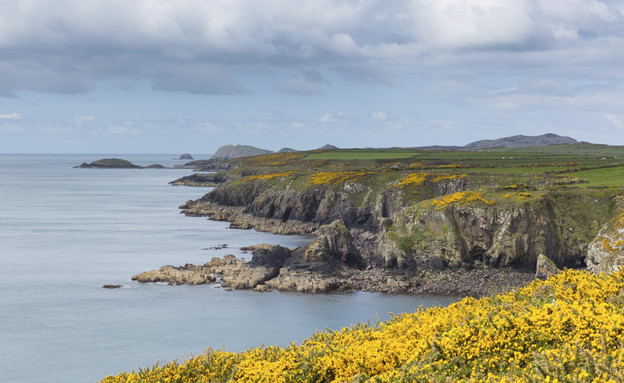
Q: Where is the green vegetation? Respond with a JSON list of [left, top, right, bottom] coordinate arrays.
[[305, 149, 419, 160], [571, 166, 624, 187], [93, 158, 134, 166], [209, 143, 624, 214]]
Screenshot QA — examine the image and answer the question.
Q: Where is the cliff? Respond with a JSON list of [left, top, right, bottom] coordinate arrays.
[[161, 145, 624, 293]]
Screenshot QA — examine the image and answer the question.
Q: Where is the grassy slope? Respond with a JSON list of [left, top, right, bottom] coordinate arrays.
[[222, 145, 624, 212], [100, 269, 624, 382]]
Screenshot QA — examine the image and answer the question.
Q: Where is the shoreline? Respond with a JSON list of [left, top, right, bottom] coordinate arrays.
[[132, 249, 536, 298]]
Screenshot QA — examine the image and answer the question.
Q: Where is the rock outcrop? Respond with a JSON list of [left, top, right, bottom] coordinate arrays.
[[132, 264, 218, 285], [178, 153, 194, 160], [135, 221, 371, 293], [587, 212, 624, 274], [170, 172, 234, 187], [535, 254, 560, 279]]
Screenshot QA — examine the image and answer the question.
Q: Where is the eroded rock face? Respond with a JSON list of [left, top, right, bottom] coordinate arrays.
[[301, 220, 363, 267], [587, 213, 624, 274], [378, 200, 592, 273]]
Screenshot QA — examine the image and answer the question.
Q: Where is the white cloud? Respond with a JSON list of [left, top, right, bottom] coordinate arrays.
[[371, 112, 387, 121], [605, 114, 624, 129], [0, 112, 21, 119], [320, 112, 343, 123], [74, 115, 96, 124]]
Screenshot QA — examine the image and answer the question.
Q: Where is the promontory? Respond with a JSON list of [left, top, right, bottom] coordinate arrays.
[[141, 139, 624, 296]]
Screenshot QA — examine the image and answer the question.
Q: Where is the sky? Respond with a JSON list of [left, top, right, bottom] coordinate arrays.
[[2, 0, 624, 154]]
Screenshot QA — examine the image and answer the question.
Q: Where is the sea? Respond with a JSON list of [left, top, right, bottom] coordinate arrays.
[[0, 154, 457, 383]]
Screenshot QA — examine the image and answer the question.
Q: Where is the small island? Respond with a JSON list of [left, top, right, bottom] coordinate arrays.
[[75, 158, 165, 169], [178, 153, 194, 160]]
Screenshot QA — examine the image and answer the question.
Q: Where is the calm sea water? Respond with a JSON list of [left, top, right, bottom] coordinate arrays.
[[0, 154, 456, 383]]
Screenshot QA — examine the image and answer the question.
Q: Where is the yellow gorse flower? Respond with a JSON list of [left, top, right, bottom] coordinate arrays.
[[100, 269, 624, 383], [307, 171, 372, 185]]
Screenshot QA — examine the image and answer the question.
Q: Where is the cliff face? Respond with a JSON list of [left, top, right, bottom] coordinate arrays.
[[378, 198, 600, 273], [182, 176, 473, 238], [587, 198, 624, 274], [182, 176, 621, 274]]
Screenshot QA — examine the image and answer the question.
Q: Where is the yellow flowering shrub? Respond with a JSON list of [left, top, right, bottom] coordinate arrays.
[[307, 171, 372, 185], [425, 191, 496, 209], [437, 164, 465, 168], [101, 269, 624, 383], [243, 171, 296, 182], [397, 172, 466, 188]]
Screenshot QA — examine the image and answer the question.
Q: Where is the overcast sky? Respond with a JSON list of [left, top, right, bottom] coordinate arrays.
[[2, 0, 624, 153]]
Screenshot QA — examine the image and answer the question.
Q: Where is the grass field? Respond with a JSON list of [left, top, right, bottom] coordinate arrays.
[[223, 144, 624, 193], [571, 165, 624, 187], [305, 150, 419, 160]]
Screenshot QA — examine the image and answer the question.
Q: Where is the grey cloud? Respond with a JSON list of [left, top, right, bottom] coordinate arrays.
[[302, 69, 324, 83], [274, 77, 323, 96], [151, 70, 250, 95], [1, 0, 624, 95]]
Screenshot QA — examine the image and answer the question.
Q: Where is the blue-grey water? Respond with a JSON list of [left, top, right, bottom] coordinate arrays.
[[0, 154, 456, 383]]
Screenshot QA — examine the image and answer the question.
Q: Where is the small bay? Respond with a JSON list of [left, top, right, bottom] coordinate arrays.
[[0, 154, 456, 383]]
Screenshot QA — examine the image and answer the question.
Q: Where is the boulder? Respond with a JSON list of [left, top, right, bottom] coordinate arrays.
[[248, 243, 292, 268], [534, 254, 560, 279]]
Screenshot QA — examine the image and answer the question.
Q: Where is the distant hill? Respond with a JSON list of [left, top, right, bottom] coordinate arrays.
[[464, 133, 578, 150], [319, 144, 339, 150], [212, 145, 274, 159], [278, 147, 297, 153]]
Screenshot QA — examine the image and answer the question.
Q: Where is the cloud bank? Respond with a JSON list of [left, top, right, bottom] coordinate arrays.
[[1, 0, 623, 96]]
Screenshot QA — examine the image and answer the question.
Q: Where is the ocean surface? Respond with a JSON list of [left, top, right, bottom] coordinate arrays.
[[0, 154, 457, 383]]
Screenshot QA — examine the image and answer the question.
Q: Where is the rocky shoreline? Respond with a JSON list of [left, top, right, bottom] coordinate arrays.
[[133, 255, 536, 297], [132, 220, 541, 297]]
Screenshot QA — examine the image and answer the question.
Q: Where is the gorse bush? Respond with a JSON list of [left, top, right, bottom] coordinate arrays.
[[101, 269, 624, 382]]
